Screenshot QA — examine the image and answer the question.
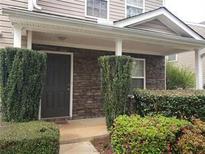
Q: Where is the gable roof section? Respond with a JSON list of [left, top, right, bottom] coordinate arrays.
[[188, 23, 205, 38], [114, 7, 204, 40], [129, 19, 180, 36]]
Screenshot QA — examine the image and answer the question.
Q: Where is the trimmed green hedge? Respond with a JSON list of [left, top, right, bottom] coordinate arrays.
[[98, 55, 132, 128], [0, 48, 47, 122], [133, 90, 205, 120], [0, 121, 59, 154], [111, 115, 190, 154]]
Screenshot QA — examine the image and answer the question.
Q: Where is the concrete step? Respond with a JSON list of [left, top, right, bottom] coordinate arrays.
[[60, 134, 108, 144]]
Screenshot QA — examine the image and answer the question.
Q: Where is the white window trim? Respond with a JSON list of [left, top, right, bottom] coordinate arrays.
[[85, 0, 110, 20], [125, 0, 145, 18], [131, 58, 146, 89], [167, 54, 178, 62]]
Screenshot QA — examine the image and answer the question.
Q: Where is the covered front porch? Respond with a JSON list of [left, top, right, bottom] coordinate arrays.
[[58, 117, 107, 144], [2, 7, 205, 119]]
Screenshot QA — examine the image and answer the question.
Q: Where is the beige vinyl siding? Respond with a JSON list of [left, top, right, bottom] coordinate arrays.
[[37, 0, 125, 21], [37, 0, 162, 21], [0, 0, 27, 48], [0, 14, 13, 48], [145, 0, 163, 12], [110, 0, 125, 21], [175, 51, 195, 72], [0, 0, 163, 48]]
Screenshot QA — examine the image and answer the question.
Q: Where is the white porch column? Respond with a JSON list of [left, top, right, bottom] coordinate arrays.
[[195, 49, 203, 89], [13, 25, 22, 48], [115, 39, 122, 56], [27, 30, 32, 49]]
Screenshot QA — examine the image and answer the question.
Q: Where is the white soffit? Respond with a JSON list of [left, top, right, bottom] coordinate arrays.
[[114, 7, 204, 40]]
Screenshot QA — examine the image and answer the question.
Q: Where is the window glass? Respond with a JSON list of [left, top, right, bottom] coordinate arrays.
[[167, 54, 177, 61], [127, 0, 143, 17], [127, 0, 143, 7], [131, 78, 144, 89], [87, 0, 108, 19], [131, 60, 144, 77], [131, 59, 145, 89]]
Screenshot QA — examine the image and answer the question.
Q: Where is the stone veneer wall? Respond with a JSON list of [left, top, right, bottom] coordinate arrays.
[[33, 45, 165, 119]]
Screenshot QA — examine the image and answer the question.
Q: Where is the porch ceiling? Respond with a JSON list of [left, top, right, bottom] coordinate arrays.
[[3, 8, 205, 56], [32, 32, 193, 55]]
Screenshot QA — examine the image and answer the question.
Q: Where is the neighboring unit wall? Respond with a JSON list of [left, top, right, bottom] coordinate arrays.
[[33, 45, 165, 118], [203, 57, 205, 87], [171, 51, 205, 88], [174, 51, 195, 72]]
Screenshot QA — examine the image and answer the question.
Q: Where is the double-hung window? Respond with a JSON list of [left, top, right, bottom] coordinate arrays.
[[86, 0, 108, 19], [167, 54, 177, 62], [131, 59, 146, 90], [126, 0, 144, 17]]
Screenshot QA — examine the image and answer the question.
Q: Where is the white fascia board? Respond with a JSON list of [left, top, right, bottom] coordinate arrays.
[[163, 11, 203, 40], [187, 22, 205, 28], [114, 8, 203, 40]]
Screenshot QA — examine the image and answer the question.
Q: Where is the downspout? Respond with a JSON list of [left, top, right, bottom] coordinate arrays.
[[28, 0, 42, 11]]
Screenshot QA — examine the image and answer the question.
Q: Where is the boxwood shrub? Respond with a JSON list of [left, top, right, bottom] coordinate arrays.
[[111, 115, 190, 154], [133, 90, 205, 120], [0, 121, 59, 154]]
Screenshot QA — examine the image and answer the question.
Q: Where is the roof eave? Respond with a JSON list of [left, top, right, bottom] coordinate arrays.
[[3, 7, 205, 50]]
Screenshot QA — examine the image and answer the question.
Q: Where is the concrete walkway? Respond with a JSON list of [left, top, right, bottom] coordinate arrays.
[[59, 117, 108, 144], [60, 142, 99, 154]]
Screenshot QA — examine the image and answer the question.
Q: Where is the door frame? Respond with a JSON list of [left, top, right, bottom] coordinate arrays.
[[39, 50, 74, 119]]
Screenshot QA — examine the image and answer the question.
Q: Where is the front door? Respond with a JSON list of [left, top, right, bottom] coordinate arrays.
[[41, 53, 71, 118]]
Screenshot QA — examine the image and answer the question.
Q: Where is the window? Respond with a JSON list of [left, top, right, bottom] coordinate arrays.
[[167, 54, 177, 62], [126, 0, 144, 17], [131, 59, 146, 90], [86, 0, 108, 19]]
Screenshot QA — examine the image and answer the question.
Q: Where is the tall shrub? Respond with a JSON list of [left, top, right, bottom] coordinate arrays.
[[166, 63, 195, 89], [98, 55, 132, 128], [0, 48, 47, 122]]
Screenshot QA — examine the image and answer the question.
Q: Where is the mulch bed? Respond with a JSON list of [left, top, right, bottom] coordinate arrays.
[[91, 135, 113, 154]]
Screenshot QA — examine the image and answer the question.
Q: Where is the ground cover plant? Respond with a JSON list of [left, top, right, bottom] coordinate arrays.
[[111, 115, 190, 154], [0, 121, 59, 154], [111, 115, 205, 154], [177, 119, 205, 154]]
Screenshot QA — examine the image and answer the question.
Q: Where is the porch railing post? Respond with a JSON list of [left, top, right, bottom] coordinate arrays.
[[115, 39, 122, 56], [195, 49, 204, 89], [27, 30, 32, 49], [13, 24, 22, 48]]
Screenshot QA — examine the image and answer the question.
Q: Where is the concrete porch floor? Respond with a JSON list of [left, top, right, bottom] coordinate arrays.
[[58, 117, 108, 144]]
